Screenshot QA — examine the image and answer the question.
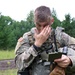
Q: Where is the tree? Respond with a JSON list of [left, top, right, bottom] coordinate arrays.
[[61, 14, 75, 37], [52, 8, 61, 28], [0, 14, 12, 49], [25, 11, 35, 31]]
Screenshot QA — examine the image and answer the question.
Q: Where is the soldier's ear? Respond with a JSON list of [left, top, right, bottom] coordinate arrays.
[[50, 17, 54, 25]]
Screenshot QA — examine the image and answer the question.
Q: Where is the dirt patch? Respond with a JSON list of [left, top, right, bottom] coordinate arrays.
[[0, 59, 16, 70]]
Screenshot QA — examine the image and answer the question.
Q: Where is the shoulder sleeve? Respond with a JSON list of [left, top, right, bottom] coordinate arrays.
[[15, 32, 38, 70], [55, 27, 75, 46]]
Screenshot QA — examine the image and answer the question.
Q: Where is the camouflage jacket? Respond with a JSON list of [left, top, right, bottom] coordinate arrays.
[[15, 27, 75, 71]]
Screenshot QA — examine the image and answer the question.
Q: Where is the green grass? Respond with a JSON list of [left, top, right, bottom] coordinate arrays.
[[0, 50, 15, 60], [0, 69, 17, 75], [0, 50, 17, 75]]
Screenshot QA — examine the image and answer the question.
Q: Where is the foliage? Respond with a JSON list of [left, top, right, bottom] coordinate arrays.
[[61, 14, 75, 37], [52, 8, 61, 28]]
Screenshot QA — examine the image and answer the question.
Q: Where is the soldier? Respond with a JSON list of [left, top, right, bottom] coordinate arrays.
[[15, 6, 75, 75]]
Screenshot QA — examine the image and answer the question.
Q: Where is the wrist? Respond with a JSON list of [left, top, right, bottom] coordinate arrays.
[[34, 42, 42, 47], [33, 44, 41, 52]]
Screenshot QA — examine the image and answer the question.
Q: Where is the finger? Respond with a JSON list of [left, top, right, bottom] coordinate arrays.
[[34, 29, 39, 38], [45, 26, 51, 37], [58, 63, 67, 68], [35, 29, 39, 34], [47, 27, 51, 35], [41, 26, 47, 34], [54, 58, 66, 62], [43, 26, 49, 35]]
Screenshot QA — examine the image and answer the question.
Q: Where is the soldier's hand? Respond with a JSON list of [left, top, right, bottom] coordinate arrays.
[[34, 26, 51, 47], [54, 55, 71, 68]]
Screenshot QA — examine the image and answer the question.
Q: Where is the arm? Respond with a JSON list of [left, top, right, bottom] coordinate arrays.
[[67, 37, 75, 68], [15, 32, 38, 71], [55, 27, 75, 68], [60, 32, 75, 67], [15, 26, 51, 71]]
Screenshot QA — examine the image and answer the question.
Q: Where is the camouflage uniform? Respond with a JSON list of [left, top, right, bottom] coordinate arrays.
[[15, 27, 75, 75]]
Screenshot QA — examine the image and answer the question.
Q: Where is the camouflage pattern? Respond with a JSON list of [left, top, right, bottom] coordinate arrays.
[[15, 27, 75, 72]]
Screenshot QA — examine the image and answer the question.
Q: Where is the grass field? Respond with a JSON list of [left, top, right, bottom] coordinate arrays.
[[0, 69, 17, 75], [0, 50, 17, 75], [0, 50, 15, 60]]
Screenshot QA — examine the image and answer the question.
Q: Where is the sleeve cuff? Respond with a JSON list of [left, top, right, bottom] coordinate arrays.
[[68, 56, 75, 67], [33, 44, 41, 53]]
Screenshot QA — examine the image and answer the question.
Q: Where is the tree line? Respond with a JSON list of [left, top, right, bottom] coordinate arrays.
[[0, 9, 75, 50]]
